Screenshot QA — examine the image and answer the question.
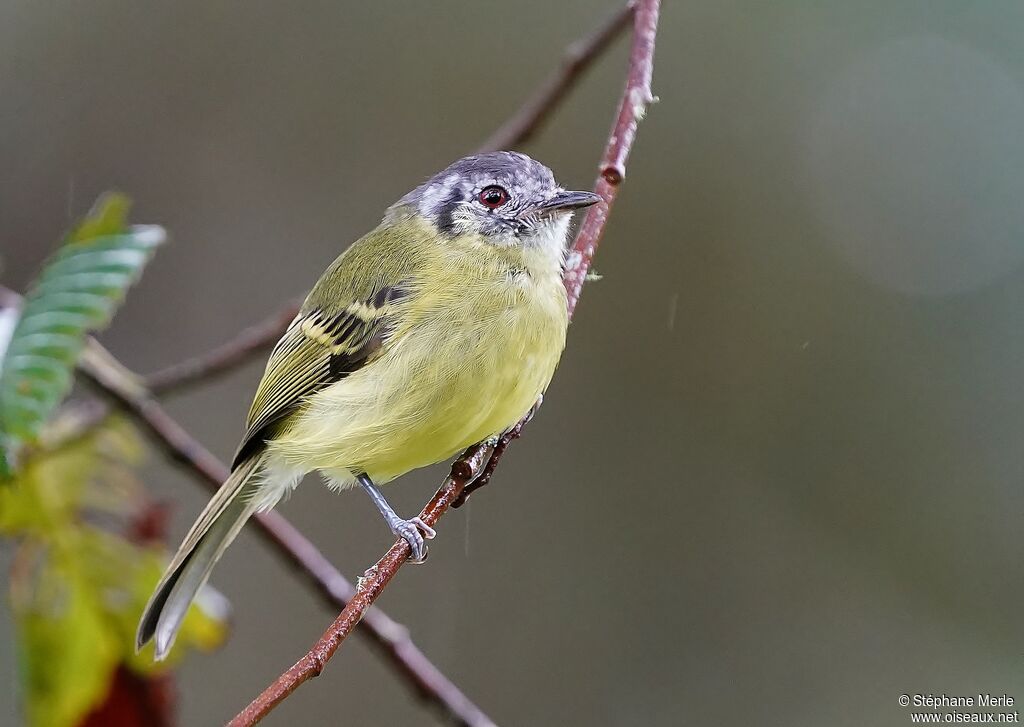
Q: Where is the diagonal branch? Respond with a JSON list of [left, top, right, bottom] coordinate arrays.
[[231, 1, 661, 724]]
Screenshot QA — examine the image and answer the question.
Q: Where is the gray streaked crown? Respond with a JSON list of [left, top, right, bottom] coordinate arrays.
[[390, 151, 562, 238]]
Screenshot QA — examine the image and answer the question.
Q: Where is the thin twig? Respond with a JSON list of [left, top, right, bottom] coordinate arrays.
[[451, 397, 536, 509], [476, 1, 635, 154], [144, 298, 301, 396], [233, 1, 661, 723], [563, 0, 659, 317]]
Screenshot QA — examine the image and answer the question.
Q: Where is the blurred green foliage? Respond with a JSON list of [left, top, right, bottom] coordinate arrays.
[[0, 196, 223, 726], [0, 194, 165, 476], [2, 417, 226, 726]]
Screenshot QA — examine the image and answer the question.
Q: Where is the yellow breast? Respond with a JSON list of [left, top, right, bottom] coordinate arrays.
[[270, 234, 568, 484]]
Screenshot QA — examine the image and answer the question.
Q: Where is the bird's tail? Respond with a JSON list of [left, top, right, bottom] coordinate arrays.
[[136, 455, 264, 660]]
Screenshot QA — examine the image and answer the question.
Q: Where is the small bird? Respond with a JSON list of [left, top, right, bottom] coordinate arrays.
[[136, 151, 599, 659]]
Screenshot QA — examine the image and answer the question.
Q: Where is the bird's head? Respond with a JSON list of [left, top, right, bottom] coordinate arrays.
[[390, 151, 600, 257]]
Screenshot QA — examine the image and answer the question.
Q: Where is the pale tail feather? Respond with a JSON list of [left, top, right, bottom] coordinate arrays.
[[136, 456, 263, 660]]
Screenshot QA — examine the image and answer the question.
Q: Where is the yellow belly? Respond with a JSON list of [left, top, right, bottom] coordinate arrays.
[[267, 263, 567, 486]]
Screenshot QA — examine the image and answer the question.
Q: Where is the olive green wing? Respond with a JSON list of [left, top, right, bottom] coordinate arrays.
[[229, 219, 432, 469], [231, 283, 412, 469]]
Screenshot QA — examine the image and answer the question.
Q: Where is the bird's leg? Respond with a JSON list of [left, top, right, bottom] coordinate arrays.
[[357, 473, 435, 563]]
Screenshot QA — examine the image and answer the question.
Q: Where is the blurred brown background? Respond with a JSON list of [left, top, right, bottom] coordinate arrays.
[[3, 1, 1024, 725]]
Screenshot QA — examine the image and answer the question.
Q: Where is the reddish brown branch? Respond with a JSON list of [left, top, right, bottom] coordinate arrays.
[[564, 0, 659, 316], [233, 1, 661, 723], [451, 397, 535, 509], [229, 444, 495, 727]]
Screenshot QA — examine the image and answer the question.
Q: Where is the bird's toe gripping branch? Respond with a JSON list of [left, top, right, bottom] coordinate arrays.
[[358, 473, 435, 562]]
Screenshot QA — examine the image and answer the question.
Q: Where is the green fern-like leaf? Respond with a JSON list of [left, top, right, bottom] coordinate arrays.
[[0, 193, 165, 472]]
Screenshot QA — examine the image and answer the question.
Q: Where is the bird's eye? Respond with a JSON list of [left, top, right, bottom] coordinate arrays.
[[478, 185, 509, 209]]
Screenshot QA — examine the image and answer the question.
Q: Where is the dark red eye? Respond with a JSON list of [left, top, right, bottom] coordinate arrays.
[[478, 185, 509, 209]]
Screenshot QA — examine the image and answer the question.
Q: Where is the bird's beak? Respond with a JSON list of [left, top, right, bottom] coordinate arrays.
[[534, 190, 602, 216]]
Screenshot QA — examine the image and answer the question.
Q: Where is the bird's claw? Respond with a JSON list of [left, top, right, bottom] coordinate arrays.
[[393, 517, 435, 563]]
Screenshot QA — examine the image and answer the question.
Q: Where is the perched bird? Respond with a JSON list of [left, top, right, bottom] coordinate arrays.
[[136, 151, 599, 659]]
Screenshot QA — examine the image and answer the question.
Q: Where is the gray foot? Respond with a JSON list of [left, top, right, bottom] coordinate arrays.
[[391, 516, 436, 563], [357, 472, 436, 563]]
